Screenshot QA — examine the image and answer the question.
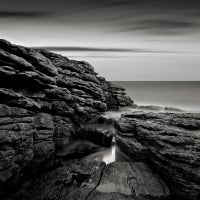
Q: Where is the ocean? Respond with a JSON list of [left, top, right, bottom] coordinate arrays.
[[113, 81, 200, 112], [53, 52, 200, 113]]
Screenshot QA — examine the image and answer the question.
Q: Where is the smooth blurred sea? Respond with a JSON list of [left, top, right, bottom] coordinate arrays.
[[113, 81, 200, 112], [53, 51, 200, 113]]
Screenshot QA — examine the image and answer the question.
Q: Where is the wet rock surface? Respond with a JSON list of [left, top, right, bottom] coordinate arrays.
[[6, 160, 170, 200], [115, 111, 200, 200], [88, 162, 170, 200]]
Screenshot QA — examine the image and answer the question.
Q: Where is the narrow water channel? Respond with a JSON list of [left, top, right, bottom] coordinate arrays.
[[86, 144, 133, 164]]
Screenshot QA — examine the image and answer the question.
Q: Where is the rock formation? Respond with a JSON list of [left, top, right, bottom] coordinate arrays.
[[0, 39, 133, 198], [98, 77, 133, 110], [7, 158, 106, 200], [87, 162, 170, 200], [5, 160, 170, 200], [2, 39, 197, 200], [115, 111, 200, 200]]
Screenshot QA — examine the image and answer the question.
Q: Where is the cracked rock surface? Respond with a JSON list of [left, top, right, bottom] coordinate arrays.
[[7, 160, 170, 200], [7, 158, 106, 200], [88, 162, 170, 200], [115, 111, 200, 200]]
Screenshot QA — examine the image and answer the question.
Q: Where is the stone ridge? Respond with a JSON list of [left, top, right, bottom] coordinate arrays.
[[115, 111, 200, 200], [0, 39, 133, 197]]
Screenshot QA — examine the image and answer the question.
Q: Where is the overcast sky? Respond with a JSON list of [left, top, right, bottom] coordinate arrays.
[[0, 0, 200, 80]]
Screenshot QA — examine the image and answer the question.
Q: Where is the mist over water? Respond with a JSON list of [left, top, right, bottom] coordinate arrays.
[[114, 81, 200, 112], [53, 51, 200, 113], [55, 51, 200, 81]]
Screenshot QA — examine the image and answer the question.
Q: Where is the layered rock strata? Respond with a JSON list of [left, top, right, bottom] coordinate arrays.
[[0, 39, 133, 197], [115, 111, 200, 200]]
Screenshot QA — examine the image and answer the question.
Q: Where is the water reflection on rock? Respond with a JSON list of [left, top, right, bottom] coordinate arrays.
[[86, 144, 133, 164]]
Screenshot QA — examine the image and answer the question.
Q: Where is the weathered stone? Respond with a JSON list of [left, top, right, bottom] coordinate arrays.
[[0, 39, 133, 198], [0, 39, 58, 77], [98, 77, 133, 110], [88, 162, 170, 200], [53, 116, 76, 148], [0, 50, 34, 71], [6, 159, 105, 200], [77, 127, 114, 147], [115, 111, 200, 200]]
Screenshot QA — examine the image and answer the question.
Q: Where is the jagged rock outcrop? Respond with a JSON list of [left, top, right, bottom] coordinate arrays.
[[98, 76, 133, 110], [115, 111, 200, 200], [0, 39, 133, 198]]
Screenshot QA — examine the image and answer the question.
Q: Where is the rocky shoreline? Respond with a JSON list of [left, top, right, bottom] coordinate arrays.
[[0, 40, 199, 200], [0, 39, 132, 199], [115, 111, 200, 200]]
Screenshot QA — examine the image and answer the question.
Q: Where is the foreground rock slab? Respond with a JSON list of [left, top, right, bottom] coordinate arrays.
[[7, 161, 170, 200], [88, 162, 170, 200], [7, 159, 105, 200], [115, 111, 200, 200]]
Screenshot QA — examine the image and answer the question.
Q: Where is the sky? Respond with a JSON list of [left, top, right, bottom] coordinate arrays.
[[0, 0, 200, 80]]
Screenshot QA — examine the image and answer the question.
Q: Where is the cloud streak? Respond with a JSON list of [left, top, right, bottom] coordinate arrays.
[[139, 19, 196, 30], [34, 46, 179, 54], [120, 19, 199, 35], [0, 11, 50, 18], [34, 46, 133, 52]]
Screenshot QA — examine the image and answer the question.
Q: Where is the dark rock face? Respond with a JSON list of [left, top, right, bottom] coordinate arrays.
[[0, 104, 56, 196], [0, 39, 132, 197], [6, 160, 170, 200], [98, 76, 133, 110], [115, 111, 200, 200], [76, 126, 114, 147], [55, 140, 104, 159], [88, 162, 170, 200], [7, 158, 106, 200]]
